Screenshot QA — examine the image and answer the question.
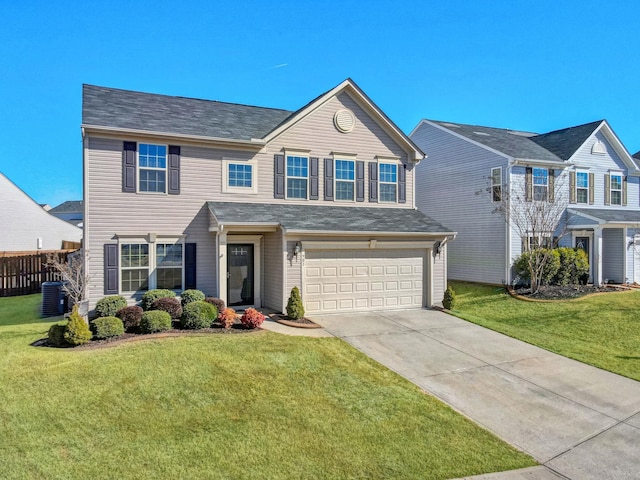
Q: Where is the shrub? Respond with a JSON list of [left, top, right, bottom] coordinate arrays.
[[140, 310, 172, 334], [181, 289, 205, 306], [554, 247, 590, 286], [141, 289, 175, 311], [151, 297, 183, 319], [116, 305, 143, 331], [513, 248, 560, 286], [64, 305, 92, 346], [286, 286, 305, 320], [48, 323, 67, 347], [205, 297, 225, 312], [442, 285, 456, 310], [219, 307, 237, 330], [182, 301, 217, 329], [91, 316, 125, 339], [95, 295, 127, 317], [240, 308, 265, 329]]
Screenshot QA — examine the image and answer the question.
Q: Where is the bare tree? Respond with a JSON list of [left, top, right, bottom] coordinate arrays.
[[46, 249, 88, 307]]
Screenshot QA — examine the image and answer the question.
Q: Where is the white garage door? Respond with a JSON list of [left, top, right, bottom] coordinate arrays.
[[304, 249, 426, 314]]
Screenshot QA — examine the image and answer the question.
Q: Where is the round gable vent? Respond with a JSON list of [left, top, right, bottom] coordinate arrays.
[[334, 109, 355, 133]]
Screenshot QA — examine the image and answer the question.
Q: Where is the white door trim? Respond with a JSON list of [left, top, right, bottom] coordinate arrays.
[[223, 235, 262, 308]]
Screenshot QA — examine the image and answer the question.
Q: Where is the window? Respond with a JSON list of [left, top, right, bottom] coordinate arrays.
[[228, 163, 252, 188], [576, 171, 589, 204], [138, 144, 167, 193], [526, 234, 554, 251], [610, 174, 622, 205], [335, 159, 355, 201], [120, 244, 149, 292], [156, 243, 183, 290], [379, 163, 397, 202], [533, 167, 548, 201], [120, 241, 183, 292], [286, 155, 308, 199], [491, 167, 502, 202]]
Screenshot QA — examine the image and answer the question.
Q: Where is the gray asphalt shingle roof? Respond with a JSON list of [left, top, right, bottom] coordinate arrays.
[[569, 208, 640, 223], [49, 200, 83, 214], [207, 202, 453, 234], [530, 121, 604, 160], [634, 151, 640, 161]]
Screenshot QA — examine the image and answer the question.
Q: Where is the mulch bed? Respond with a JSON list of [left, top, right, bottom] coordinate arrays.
[[510, 284, 628, 301], [268, 313, 322, 329]]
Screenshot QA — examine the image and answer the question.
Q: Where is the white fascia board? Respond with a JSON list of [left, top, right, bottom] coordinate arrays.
[[208, 222, 279, 233], [511, 158, 572, 169], [301, 240, 436, 250], [282, 229, 455, 237]]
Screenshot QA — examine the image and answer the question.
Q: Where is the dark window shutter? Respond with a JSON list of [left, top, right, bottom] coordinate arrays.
[[309, 157, 319, 200], [168, 145, 180, 195], [356, 160, 365, 202], [185, 243, 197, 289], [398, 164, 407, 203], [525, 167, 532, 202], [623, 176, 628, 206], [274, 154, 285, 199], [604, 174, 610, 205], [548, 169, 555, 203], [104, 244, 119, 295], [324, 158, 334, 201], [122, 141, 137, 193], [569, 171, 576, 204], [589, 173, 595, 204], [369, 162, 378, 202]]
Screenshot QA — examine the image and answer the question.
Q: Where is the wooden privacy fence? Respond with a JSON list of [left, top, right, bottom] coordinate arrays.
[[0, 251, 71, 297]]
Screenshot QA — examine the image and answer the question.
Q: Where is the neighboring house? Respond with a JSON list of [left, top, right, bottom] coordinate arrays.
[[82, 79, 455, 313], [0, 172, 82, 251], [410, 119, 640, 285], [49, 200, 83, 227]]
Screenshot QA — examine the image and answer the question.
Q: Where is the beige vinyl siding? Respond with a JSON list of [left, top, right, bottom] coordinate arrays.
[[284, 240, 302, 300], [262, 231, 283, 310]]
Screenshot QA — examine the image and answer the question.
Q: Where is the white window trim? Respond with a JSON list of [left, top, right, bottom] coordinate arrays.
[[222, 159, 258, 194], [575, 169, 589, 204], [610, 171, 623, 205], [334, 158, 356, 202], [137, 143, 168, 194], [491, 167, 502, 202], [284, 152, 310, 200], [378, 161, 398, 203]]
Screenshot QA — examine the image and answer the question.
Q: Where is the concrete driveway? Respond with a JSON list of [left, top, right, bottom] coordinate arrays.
[[311, 309, 640, 480]]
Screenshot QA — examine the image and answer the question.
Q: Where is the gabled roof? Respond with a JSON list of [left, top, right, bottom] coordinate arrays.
[[634, 151, 640, 161], [568, 208, 640, 224], [529, 120, 603, 160], [49, 200, 83, 214]]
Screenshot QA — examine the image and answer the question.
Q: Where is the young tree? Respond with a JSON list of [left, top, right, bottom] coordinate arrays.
[[46, 249, 88, 308]]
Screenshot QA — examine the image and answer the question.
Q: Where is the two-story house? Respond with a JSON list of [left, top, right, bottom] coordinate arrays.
[[410, 119, 640, 286], [82, 79, 455, 314]]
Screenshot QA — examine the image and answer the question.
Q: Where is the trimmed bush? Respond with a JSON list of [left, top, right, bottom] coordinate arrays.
[[140, 310, 172, 334], [514, 248, 560, 286], [95, 295, 127, 317], [554, 247, 590, 286], [151, 297, 183, 319], [181, 289, 205, 306], [205, 297, 225, 312], [116, 305, 143, 331], [219, 307, 237, 330], [141, 289, 176, 311], [240, 308, 265, 329], [442, 285, 456, 310], [182, 301, 217, 329], [286, 286, 305, 320], [48, 323, 67, 347], [64, 306, 92, 346], [91, 316, 125, 339]]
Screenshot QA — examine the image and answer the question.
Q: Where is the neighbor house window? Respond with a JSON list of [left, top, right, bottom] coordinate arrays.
[[379, 163, 397, 202], [120, 244, 149, 292], [576, 171, 589, 204], [120, 241, 183, 292], [286, 155, 308, 199], [228, 163, 252, 188], [335, 159, 355, 201], [533, 167, 548, 201], [610, 174, 622, 205], [491, 167, 502, 202], [138, 144, 167, 193]]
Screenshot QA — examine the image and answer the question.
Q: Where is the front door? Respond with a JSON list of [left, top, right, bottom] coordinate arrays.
[[227, 244, 254, 307], [575, 236, 591, 283]]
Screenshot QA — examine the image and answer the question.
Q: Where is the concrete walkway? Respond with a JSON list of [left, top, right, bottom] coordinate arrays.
[[309, 309, 640, 480]]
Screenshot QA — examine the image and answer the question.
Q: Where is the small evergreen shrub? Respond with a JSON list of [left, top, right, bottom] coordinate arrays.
[[554, 247, 590, 286], [95, 295, 127, 317], [116, 305, 143, 331], [442, 285, 456, 310], [48, 323, 67, 347], [182, 301, 217, 329], [91, 316, 125, 339], [64, 306, 92, 346], [181, 289, 205, 306], [141, 289, 176, 311], [205, 297, 225, 311], [514, 248, 560, 286], [240, 308, 265, 329], [140, 310, 172, 334], [286, 286, 305, 320], [151, 297, 183, 319], [219, 307, 237, 330]]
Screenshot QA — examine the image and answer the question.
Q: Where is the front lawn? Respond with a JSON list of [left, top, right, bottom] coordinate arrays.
[[449, 281, 640, 381], [0, 294, 534, 480]]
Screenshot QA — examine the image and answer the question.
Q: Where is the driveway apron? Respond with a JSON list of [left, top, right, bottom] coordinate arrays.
[[312, 309, 640, 480]]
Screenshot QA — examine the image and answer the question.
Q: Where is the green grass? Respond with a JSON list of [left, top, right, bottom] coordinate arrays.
[[0, 294, 534, 479], [449, 281, 640, 381]]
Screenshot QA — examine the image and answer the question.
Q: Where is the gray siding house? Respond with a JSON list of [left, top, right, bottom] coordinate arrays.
[[82, 79, 454, 314], [410, 119, 640, 285]]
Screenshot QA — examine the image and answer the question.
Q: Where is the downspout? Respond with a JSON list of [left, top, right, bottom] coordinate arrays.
[[505, 162, 513, 285]]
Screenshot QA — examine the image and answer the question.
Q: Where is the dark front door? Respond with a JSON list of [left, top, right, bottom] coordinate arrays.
[[228, 244, 254, 306], [575, 236, 590, 283]]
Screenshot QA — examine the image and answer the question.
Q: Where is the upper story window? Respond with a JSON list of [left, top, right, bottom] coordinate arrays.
[[610, 173, 622, 205], [335, 159, 355, 201], [576, 171, 589, 204], [379, 163, 397, 202], [139, 144, 167, 193], [533, 167, 548, 201], [491, 167, 502, 202], [228, 164, 252, 188], [286, 155, 308, 199]]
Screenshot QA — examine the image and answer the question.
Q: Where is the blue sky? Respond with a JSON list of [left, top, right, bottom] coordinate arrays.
[[2, 0, 639, 206]]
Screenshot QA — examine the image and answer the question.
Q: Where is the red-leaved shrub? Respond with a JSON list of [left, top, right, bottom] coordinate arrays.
[[116, 306, 143, 331], [240, 308, 265, 329], [219, 307, 237, 330], [205, 297, 225, 312], [151, 297, 183, 319]]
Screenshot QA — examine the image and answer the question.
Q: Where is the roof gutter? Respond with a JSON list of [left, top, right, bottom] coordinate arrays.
[[281, 229, 457, 237], [511, 158, 573, 168]]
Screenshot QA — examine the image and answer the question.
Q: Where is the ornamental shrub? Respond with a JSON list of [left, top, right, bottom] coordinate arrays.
[[48, 323, 67, 347], [151, 297, 183, 319], [513, 248, 560, 286], [95, 295, 127, 317], [181, 289, 205, 306], [554, 247, 590, 286], [182, 301, 217, 329], [140, 310, 172, 334], [219, 307, 237, 330], [91, 316, 125, 339], [442, 285, 456, 310], [240, 307, 265, 329], [64, 305, 92, 346], [204, 297, 225, 312], [141, 289, 175, 311], [286, 286, 305, 320], [116, 305, 143, 331]]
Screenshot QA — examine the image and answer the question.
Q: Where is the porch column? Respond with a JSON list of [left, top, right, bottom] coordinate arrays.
[[594, 227, 603, 286], [218, 232, 228, 304]]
